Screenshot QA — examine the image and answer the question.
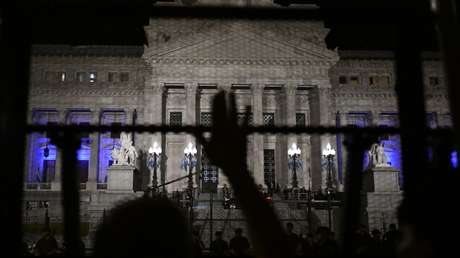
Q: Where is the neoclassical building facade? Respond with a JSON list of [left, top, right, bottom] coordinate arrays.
[[23, 17, 452, 241]]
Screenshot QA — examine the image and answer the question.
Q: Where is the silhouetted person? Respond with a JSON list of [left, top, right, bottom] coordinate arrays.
[[222, 184, 231, 199], [93, 197, 192, 258], [359, 229, 385, 258], [286, 222, 299, 257], [22, 241, 32, 256], [33, 229, 58, 256], [299, 233, 314, 258], [210, 231, 229, 256], [312, 227, 339, 258], [229, 228, 250, 257], [379, 223, 399, 257], [192, 229, 205, 258], [283, 187, 289, 200], [62, 239, 85, 256], [351, 224, 372, 256]]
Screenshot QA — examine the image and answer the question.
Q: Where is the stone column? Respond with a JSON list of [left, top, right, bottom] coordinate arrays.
[[371, 110, 380, 126], [286, 85, 297, 188], [185, 83, 198, 188], [309, 82, 333, 191], [145, 84, 164, 189], [87, 112, 100, 191], [252, 85, 265, 186], [51, 110, 67, 191]]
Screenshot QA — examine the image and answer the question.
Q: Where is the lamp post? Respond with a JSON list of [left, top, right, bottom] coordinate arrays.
[[183, 142, 197, 225], [288, 143, 302, 189], [307, 167, 313, 234], [322, 143, 336, 230], [147, 141, 161, 195]]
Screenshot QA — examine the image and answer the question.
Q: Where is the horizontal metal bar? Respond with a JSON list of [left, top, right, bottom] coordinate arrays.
[[193, 218, 310, 222], [25, 124, 455, 136]]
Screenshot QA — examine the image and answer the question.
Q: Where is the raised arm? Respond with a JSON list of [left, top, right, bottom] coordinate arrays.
[[196, 91, 289, 258]]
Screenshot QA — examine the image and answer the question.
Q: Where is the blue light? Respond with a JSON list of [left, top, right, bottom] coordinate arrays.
[[452, 151, 458, 169], [31, 136, 56, 182], [99, 136, 116, 183], [77, 140, 90, 161]]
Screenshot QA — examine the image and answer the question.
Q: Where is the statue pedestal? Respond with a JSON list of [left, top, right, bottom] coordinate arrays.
[[107, 165, 135, 192], [363, 166, 400, 192], [363, 166, 402, 232]]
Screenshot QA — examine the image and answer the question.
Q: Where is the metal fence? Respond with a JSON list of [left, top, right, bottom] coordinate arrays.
[[2, 1, 460, 257]]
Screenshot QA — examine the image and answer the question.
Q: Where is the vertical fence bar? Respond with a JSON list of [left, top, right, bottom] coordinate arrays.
[[394, 7, 429, 199], [54, 133, 83, 256], [436, 0, 460, 150], [341, 132, 367, 256], [0, 4, 30, 256]]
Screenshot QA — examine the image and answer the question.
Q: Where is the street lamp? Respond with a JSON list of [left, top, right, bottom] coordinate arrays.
[[147, 141, 162, 194], [288, 143, 302, 189], [182, 142, 197, 225], [322, 142, 336, 230]]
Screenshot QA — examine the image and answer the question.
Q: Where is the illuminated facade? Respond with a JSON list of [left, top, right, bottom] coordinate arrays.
[[23, 16, 452, 244]]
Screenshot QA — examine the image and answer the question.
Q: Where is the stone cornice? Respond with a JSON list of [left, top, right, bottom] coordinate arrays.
[[332, 92, 397, 99], [148, 57, 336, 67], [29, 88, 144, 97]]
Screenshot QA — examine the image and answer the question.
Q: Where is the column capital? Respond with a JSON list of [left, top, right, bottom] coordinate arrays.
[[91, 109, 100, 125], [58, 110, 67, 124], [252, 84, 264, 95], [185, 83, 198, 93], [285, 85, 297, 96]]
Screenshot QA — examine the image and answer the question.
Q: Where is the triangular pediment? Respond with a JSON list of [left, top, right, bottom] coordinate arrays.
[[146, 28, 337, 63]]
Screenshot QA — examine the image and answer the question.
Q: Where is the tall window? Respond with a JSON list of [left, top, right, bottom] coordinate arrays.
[[296, 113, 306, 127], [108, 72, 117, 82], [237, 112, 253, 125], [263, 113, 275, 127], [200, 112, 212, 126], [264, 149, 275, 188], [120, 72, 129, 82], [170, 112, 182, 126]]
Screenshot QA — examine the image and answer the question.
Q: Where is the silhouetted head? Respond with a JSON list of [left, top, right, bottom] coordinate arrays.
[[389, 223, 397, 231], [371, 229, 381, 239], [235, 228, 243, 237], [215, 231, 223, 240], [286, 222, 294, 233], [93, 197, 192, 258], [314, 226, 330, 243]]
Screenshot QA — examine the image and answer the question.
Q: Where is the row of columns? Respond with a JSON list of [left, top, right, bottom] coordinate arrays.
[[26, 81, 332, 191], [144, 82, 333, 190]]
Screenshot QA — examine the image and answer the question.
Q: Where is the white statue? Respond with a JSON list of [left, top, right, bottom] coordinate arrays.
[[111, 148, 123, 165], [126, 145, 138, 166], [368, 142, 390, 168], [111, 132, 137, 166]]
